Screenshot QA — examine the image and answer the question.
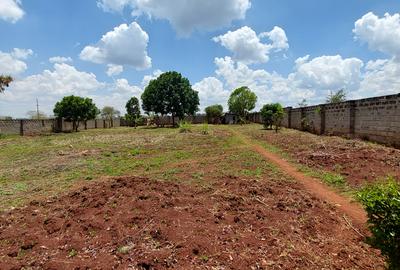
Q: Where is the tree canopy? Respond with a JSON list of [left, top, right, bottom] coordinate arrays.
[[205, 104, 223, 123], [126, 97, 141, 119], [125, 97, 142, 127], [260, 103, 285, 132], [0, 75, 13, 93], [101, 106, 120, 120], [141, 71, 199, 126], [53, 95, 99, 131], [326, 89, 346, 104], [228, 86, 257, 122]]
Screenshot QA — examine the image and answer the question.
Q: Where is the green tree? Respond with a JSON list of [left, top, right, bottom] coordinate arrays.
[[101, 106, 120, 127], [53, 95, 99, 132], [326, 89, 346, 103], [125, 97, 142, 128], [205, 104, 223, 124], [141, 71, 199, 126], [228, 86, 257, 123], [101, 106, 120, 120], [0, 75, 13, 93], [260, 103, 285, 132]]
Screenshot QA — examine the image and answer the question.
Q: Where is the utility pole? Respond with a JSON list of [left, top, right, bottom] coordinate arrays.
[[36, 98, 40, 120]]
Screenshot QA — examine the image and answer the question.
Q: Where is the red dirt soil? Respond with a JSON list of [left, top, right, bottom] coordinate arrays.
[[255, 129, 400, 187], [0, 176, 384, 269]]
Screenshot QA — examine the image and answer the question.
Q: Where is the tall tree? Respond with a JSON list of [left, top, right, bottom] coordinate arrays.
[[141, 71, 199, 126], [0, 75, 13, 93], [228, 86, 257, 123], [326, 89, 346, 104], [125, 97, 141, 128], [53, 95, 99, 132]]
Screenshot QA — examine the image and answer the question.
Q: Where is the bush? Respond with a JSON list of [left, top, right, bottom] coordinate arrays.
[[205, 104, 223, 124], [260, 103, 284, 132], [357, 179, 400, 269], [178, 120, 192, 133]]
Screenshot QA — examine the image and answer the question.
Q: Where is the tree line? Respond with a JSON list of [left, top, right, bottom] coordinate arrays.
[[1, 72, 347, 130]]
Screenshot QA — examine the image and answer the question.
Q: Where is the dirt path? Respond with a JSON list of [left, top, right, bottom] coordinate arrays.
[[231, 128, 368, 229]]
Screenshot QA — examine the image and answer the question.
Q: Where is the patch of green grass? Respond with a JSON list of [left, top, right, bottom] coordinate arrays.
[[299, 166, 348, 189]]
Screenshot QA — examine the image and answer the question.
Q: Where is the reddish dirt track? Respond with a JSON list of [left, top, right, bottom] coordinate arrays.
[[250, 143, 367, 227], [234, 131, 367, 228], [0, 176, 384, 269], [253, 129, 400, 187]]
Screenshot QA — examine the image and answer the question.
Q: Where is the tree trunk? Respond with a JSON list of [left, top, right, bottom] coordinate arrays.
[[172, 113, 175, 127]]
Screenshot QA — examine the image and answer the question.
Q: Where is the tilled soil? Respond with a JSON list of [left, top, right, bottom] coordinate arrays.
[[0, 176, 384, 269], [254, 129, 400, 187]]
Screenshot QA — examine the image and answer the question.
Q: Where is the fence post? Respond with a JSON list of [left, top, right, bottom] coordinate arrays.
[[286, 107, 292, 128], [20, 120, 24, 136]]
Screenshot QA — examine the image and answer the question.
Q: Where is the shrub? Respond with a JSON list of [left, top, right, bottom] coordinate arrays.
[[205, 104, 223, 124], [260, 103, 284, 132], [357, 179, 400, 269], [178, 120, 192, 133]]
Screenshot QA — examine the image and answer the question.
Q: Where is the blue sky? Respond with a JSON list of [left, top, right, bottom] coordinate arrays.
[[1, 0, 400, 117]]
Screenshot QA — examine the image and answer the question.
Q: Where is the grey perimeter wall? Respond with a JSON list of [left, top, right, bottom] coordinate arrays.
[[249, 93, 400, 147], [0, 118, 121, 136]]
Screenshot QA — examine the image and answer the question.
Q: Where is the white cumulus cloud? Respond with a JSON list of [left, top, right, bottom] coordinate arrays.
[[0, 48, 32, 76], [354, 12, 400, 58], [291, 55, 363, 92], [80, 22, 151, 70], [193, 77, 229, 111], [49, 56, 73, 64], [213, 26, 288, 64], [106, 64, 124, 76], [97, 0, 251, 36], [0, 0, 24, 23]]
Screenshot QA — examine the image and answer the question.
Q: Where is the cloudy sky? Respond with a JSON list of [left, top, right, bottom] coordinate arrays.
[[1, 0, 400, 118]]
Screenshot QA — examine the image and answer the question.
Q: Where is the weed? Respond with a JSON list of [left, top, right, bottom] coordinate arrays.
[[201, 123, 209, 135], [117, 245, 133, 254], [178, 120, 192, 133], [68, 249, 77, 258]]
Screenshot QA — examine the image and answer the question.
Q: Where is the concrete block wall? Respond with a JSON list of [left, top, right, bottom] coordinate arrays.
[[290, 109, 303, 130], [303, 106, 323, 134], [353, 94, 400, 146], [280, 93, 400, 147], [0, 118, 122, 135]]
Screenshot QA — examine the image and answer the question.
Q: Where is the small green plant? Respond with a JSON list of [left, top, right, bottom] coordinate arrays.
[[357, 179, 400, 270], [178, 120, 192, 133], [321, 172, 346, 187], [201, 123, 209, 135], [68, 248, 77, 258], [314, 106, 321, 115]]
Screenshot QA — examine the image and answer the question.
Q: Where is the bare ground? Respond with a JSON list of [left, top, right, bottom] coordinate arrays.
[[0, 176, 384, 269]]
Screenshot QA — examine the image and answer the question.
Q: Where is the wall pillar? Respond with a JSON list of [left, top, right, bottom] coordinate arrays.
[[19, 120, 24, 136], [349, 100, 356, 136], [320, 105, 326, 135]]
